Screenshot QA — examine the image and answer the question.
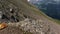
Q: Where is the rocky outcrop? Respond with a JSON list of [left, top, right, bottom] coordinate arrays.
[[8, 18, 54, 34]]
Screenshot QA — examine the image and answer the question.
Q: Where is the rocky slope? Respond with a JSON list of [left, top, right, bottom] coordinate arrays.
[[0, 0, 60, 34]]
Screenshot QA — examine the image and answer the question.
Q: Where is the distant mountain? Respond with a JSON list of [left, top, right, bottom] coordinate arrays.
[[29, 0, 60, 20]]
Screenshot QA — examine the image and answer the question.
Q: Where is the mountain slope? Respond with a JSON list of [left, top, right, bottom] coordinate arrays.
[[29, 0, 60, 22], [0, 0, 60, 34]]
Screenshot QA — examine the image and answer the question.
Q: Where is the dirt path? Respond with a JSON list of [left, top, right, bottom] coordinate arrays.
[[42, 16, 60, 34], [39, 15, 60, 34], [49, 21, 60, 34]]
